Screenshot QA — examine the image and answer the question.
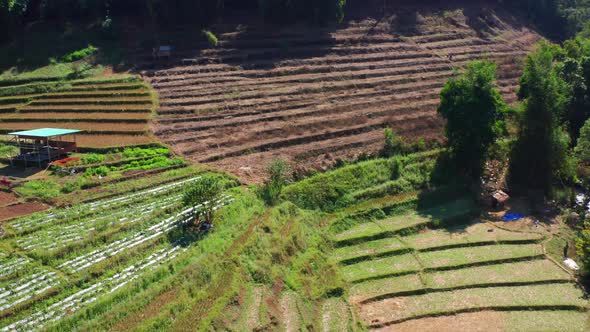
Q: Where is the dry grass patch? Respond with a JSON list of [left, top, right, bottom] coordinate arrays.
[[21, 105, 152, 111], [0, 122, 147, 132], [418, 244, 544, 270], [360, 284, 587, 326], [378, 310, 588, 332], [331, 237, 407, 264], [0, 112, 152, 120], [404, 223, 544, 250], [349, 274, 424, 304], [341, 253, 420, 283], [320, 298, 352, 331], [424, 259, 571, 289]]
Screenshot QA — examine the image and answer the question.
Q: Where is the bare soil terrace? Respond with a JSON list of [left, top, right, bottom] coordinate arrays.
[[146, 3, 542, 182]]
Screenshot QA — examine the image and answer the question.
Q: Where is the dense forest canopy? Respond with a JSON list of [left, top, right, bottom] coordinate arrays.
[[0, 0, 589, 41]]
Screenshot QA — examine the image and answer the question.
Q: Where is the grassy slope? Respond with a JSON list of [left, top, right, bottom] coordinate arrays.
[[0, 143, 585, 331]]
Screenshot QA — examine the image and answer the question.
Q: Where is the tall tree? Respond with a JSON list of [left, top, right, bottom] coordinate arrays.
[[510, 43, 574, 192], [575, 117, 590, 162], [562, 57, 590, 144], [437, 60, 506, 178]]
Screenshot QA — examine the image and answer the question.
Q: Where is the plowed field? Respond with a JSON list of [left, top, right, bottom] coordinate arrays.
[[147, 4, 541, 182]]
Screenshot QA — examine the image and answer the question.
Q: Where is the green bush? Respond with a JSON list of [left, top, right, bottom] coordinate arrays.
[[259, 159, 292, 206], [183, 175, 224, 224], [283, 150, 440, 211], [80, 153, 106, 165], [382, 128, 408, 157], [390, 156, 403, 180], [0, 143, 18, 156], [202, 30, 218, 47], [0, 81, 72, 97], [62, 45, 98, 62], [84, 165, 110, 177]]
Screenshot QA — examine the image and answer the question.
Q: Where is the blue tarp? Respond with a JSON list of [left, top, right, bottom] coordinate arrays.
[[502, 212, 524, 222]]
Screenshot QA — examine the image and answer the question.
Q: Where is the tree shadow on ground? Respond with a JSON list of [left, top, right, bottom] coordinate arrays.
[[1, 0, 540, 76], [0, 20, 134, 75], [348, 0, 533, 39], [166, 220, 212, 248], [137, 10, 344, 72], [414, 152, 478, 235]]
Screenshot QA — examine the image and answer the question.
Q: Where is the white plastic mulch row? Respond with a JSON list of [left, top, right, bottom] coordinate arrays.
[[87, 177, 201, 210], [1, 246, 185, 332], [10, 177, 201, 233], [57, 196, 232, 274], [0, 257, 30, 278], [0, 271, 61, 313], [16, 194, 183, 252]]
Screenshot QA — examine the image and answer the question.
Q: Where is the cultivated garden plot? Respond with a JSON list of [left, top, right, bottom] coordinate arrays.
[[320, 298, 352, 332], [56, 195, 230, 274], [1, 245, 186, 331], [349, 274, 424, 303], [146, 4, 541, 182], [0, 175, 233, 331], [8, 176, 201, 234], [15, 193, 182, 252], [0, 256, 30, 279], [0, 269, 63, 312]]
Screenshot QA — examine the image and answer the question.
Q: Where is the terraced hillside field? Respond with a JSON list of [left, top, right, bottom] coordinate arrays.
[[147, 4, 541, 182], [0, 76, 155, 147], [0, 172, 235, 331], [330, 196, 589, 331]]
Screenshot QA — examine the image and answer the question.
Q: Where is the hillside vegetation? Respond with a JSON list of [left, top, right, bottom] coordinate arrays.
[[1, 1, 590, 331]]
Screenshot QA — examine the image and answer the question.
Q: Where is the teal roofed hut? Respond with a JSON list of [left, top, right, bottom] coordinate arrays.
[[8, 128, 82, 168]]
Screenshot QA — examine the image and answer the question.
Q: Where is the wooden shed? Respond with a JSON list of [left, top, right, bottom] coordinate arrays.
[[9, 128, 81, 168]]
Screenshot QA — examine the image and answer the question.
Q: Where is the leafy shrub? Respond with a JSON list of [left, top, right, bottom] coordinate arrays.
[[61, 181, 78, 193], [62, 45, 98, 62], [80, 153, 106, 165], [0, 81, 72, 97], [183, 175, 224, 225], [84, 165, 110, 177], [17, 180, 60, 200], [202, 30, 218, 47], [259, 159, 292, 206], [390, 156, 403, 180], [382, 128, 407, 157], [283, 150, 440, 211], [67, 62, 93, 79], [0, 143, 18, 156]]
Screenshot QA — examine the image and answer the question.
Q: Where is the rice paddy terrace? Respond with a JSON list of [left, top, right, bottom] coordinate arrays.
[[146, 4, 541, 182], [329, 194, 589, 331], [0, 76, 155, 147]]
